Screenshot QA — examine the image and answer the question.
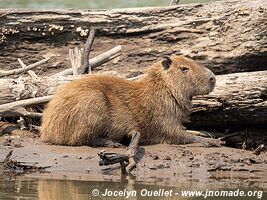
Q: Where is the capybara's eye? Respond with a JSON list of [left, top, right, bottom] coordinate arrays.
[[180, 66, 189, 72]]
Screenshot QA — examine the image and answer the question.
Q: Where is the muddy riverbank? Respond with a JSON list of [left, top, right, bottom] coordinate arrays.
[[1, 135, 267, 190]]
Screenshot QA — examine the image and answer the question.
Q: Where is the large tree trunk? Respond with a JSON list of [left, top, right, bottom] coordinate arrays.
[[0, 71, 266, 126], [190, 71, 267, 126], [0, 0, 266, 77]]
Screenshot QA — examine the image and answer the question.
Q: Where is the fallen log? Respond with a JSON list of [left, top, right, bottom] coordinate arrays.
[[0, 0, 266, 76], [0, 70, 266, 126], [190, 70, 267, 126], [0, 76, 74, 104]]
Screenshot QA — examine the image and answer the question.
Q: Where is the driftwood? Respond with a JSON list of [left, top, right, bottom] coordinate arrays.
[[0, 0, 266, 76], [0, 150, 51, 174], [0, 96, 53, 117], [253, 144, 265, 155], [69, 28, 96, 75], [53, 45, 122, 77], [0, 58, 50, 77], [0, 76, 66, 104], [190, 70, 267, 126], [0, 70, 266, 126], [78, 28, 96, 74]]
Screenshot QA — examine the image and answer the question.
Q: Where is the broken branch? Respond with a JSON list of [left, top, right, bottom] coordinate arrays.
[[79, 28, 96, 74], [0, 107, 43, 118], [52, 45, 122, 77], [0, 95, 53, 114], [0, 57, 50, 77], [69, 47, 83, 75]]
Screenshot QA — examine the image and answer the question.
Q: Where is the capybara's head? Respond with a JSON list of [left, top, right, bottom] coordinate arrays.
[[161, 55, 216, 101]]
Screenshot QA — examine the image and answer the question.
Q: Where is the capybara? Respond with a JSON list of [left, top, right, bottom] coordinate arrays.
[[41, 55, 221, 172]]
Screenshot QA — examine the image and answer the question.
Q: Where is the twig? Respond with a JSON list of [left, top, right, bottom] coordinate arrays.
[[218, 132, 242, 140], [0, 95, 53, 114], [79, 28, 96, 74], [0, 57, 50, 77], [18, 58, 27, 68], [29, 124, 40, 132], [52, 45, 122, 77], [253, 144, 265, 155], [19, 59, 40, 80], [89, 46, 121, 71], [27, 70, 39, 80], [3, 150, 13, 163]]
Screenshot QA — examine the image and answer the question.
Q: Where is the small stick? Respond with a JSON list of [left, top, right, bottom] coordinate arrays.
[[29, 124, 40, 131], [253, 144, 265, 155], [18, 58, 27, 68], [3, 150, 13, 163], [0, 57, 50, 77], [218, 132, 242, 140], [0, 95, 53, 114], [27, 70, 40, 80]]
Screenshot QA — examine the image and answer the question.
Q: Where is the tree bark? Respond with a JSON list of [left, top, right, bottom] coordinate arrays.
[[0, 0, 266, 77], [190, 71, 267, 126], [0, 76, 78, 104], [0, 71, 266, 126]]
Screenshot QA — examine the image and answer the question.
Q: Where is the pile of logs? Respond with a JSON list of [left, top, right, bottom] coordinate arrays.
[[0, 0, 266, 132], [0, 28, 123, 120]]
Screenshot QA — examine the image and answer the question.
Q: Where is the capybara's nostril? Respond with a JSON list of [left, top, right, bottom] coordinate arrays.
[[209, 75, 215, 83]]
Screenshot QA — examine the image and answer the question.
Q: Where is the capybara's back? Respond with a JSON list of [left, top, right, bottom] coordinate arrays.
[[41, 76, 136, 145], [41, 55, 216, 146]]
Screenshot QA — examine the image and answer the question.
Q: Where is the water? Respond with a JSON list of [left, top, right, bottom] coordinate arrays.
[[0, 0, 218, 9], [0, 176, 265, 200]]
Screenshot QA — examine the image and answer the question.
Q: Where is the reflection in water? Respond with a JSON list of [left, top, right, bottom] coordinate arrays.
[[0, 176, 265, 200], [0, 0, 219, 9]]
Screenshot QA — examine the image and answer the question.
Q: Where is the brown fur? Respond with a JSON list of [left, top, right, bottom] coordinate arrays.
[[41, 55, 215, 146]]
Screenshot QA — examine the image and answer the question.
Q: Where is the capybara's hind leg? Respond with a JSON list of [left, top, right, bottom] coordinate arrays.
[[98, 130, 141, 174], [186, 130, 225, 147], [93, 138, 125, 148]]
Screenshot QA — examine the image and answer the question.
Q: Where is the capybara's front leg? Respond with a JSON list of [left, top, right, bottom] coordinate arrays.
[[98, 130, 141, 174]]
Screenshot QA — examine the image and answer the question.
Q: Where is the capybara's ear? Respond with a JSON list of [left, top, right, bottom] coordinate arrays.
[[162, 56, 172, 70]]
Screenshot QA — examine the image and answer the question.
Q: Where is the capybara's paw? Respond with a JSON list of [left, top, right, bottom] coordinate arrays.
[[103, 140, 125, 148], [204, 138, 225, 147]]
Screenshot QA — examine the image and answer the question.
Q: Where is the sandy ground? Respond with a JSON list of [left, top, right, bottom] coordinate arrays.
[[1, 135, 267, 190]]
